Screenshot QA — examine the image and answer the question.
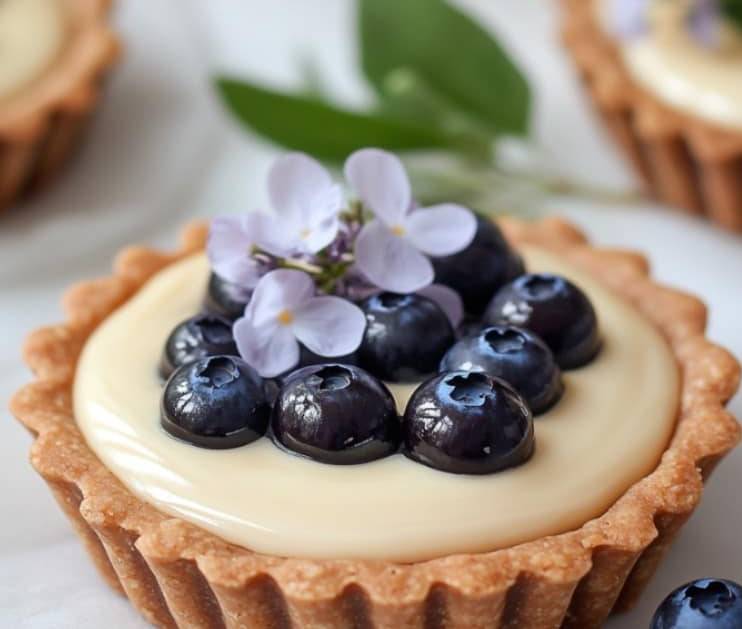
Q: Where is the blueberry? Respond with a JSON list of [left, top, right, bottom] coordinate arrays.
[[432, 216, 525, 315], [161, 355, 270, 449], [440, 325, 563, 414], [358, 293, 455, 382], [403, 371, 534, 474], [203, 272, 252, 320], [297, 344, 358, 369], [272, 364, 399, 464], [651, 579, 742, 629], [484, 273, 601, 369], [159, 314, 238, 379]]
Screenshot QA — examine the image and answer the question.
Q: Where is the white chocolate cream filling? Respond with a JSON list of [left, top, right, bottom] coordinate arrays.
[[0, 0, 67, 101], [74, 248, 679, 562], [598, 0, 742, 130]]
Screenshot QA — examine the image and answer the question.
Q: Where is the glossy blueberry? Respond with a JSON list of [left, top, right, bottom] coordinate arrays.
[[161, 355, 270, 449], [202, 272, 252, 320], [432, 216, 525, 315], [403, 371, 534, 474], [160, 314, 238, 379], [651, 579, 742, 629], [272, 364, 399, 465], [358, 293, 455, 382], [484, 273, 601, 369], [297, 344, 358, 370], [440, 325, 563, 414]]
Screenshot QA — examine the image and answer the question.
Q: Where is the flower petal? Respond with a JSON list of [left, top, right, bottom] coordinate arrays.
[[245, 269, 315, 328], [405, 204, 477, 256], [298, 215, 341, 254], [293, 297, 366, 357], [234, 317, 299, 378], [354, 221, 434, 293], [268, 152, 340, 224], [344, 148, 411, 225], [418, 284, 464, 328], [207, 215, 261, 286]]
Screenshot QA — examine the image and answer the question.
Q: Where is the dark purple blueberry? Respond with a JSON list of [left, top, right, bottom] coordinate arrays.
[[203, 272, 252, 320], [440, 325, 563, 414], [358, 293, 455, 383], [432, 216, 524, 315], [159, 314, 238, 379], [297, 344, 358, 369], [271, 364, 399, 464], [484, 273, 601, 369], [651, 579, 742, 629], [161, 355, 270, 449], [403, 371, 534, 474]]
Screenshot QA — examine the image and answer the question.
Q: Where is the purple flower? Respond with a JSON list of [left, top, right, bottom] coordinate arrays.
[[688, 0, 722, 46], [266, 152, 343, 255], [345, 148, 477, 294], [207, 213, 284, 287], [207, 153, 342, 286], [233, 269, 366, 377]]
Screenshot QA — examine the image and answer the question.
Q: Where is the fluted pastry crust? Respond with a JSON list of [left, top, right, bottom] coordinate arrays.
[[11, 217, 740, 628], [0, 0, 120, 211], [561, 0, 742, 232]]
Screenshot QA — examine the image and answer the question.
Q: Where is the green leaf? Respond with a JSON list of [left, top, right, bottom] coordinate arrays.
[[215, 77, 490, 163], [722, 0, 742, 30], [359, 0, 531, 135]]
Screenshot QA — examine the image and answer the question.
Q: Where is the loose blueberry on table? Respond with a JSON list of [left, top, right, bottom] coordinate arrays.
[[403, 371, 535, 474], [651, 579, 742, 629], [432, 215, 525, 315], [161, 355, 270, 448], [484, 273, 601, 369], [357, 292, 455, 382], [441, 325, 563, 415], [271, 364, 399, 464], [160, 313, 238, 379]]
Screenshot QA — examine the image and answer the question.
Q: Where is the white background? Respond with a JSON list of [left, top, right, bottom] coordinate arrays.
[[1, 1, 741, 627]]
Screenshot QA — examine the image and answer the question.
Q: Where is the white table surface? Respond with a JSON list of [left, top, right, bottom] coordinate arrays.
[[1, 1, 740, 627]]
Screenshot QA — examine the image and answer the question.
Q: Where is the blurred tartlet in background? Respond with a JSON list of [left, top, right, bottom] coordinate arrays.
[[0, 0, 119, 212], [562, 0, 742, 232]]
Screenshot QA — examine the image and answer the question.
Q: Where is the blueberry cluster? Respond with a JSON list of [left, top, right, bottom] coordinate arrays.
[[159, 220, 601, 475]]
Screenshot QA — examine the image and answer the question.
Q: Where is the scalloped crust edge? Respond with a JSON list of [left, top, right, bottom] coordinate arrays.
[[10, 217, 740, 629], [560, 0, 742, 232], [0, 0, 120, 211]]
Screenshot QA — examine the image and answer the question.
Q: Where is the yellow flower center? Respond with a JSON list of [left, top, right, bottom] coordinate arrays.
[[391, 224, 406, 237], [300, 228, 312, 240], [277, 309, 294, 326]]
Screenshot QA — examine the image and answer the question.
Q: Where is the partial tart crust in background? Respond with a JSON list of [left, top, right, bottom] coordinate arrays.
[[561, 0, 742, 232], [10, 217, 741, 629], [0, 0, 120, 212]]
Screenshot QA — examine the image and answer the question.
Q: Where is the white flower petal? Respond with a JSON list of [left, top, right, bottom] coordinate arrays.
[[234, 317, 299, 378], [354, 221, 434, 293], [268, 152, 339, 224], [293, 297, 366, 357], [207, 215, 261, 286], [300, 215, 341, 254], [245, 269, 315, 328], [250, 214, 299, 258], [344, 148, 411, 225], [405, 204, 477, 256], [417, 284, 464, 328]]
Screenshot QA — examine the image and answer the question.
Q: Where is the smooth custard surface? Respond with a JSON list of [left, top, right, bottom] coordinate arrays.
[[74, 249, 679, 561], [0, 0, 67, 101]]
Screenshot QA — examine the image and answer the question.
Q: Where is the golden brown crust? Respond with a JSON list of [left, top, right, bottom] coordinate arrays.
[[0, 0, 120, 211], [560, 0, 742, 232], [10, 217, 740, 628]]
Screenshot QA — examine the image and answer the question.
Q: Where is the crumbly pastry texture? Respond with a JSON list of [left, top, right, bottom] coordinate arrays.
[[0, 0, 119, 211], [561, 0, 742, 232], [11, 217, 740, 629]]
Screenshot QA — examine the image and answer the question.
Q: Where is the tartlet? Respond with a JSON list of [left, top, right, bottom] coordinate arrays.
[[11, 216, 740, 629], [0, 0, 120, 211], [561, 0, 742, 232]]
